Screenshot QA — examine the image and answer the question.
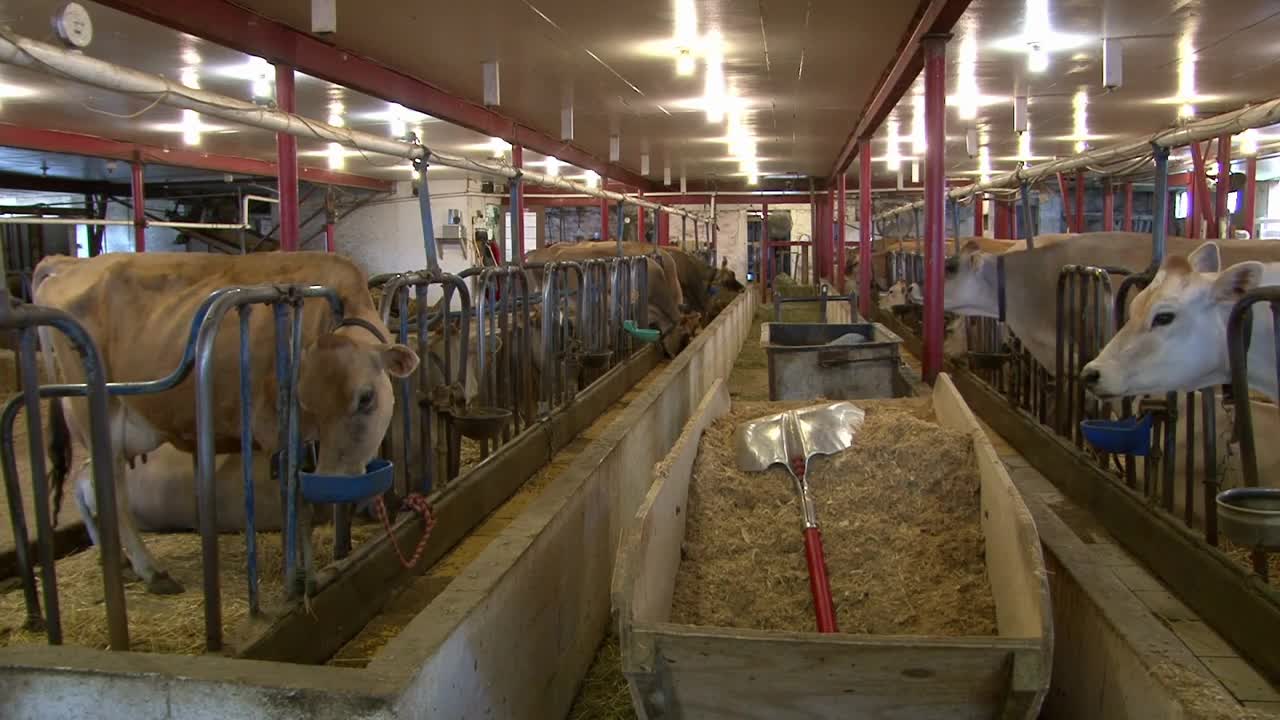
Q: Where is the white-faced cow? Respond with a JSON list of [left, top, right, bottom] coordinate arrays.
[[1082, 241, 1277, 400], [36, 252, 418, 594]]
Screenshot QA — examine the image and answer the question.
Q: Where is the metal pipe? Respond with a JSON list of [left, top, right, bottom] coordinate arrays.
[[1152, 146, 1171, 268], [921, 34, 947, 383], [872, 94, 1280, 221], [512, 145, 524, 262], [858, 138, 873, 318], [0, 29, 709, 222], [131, 162, 145, 252]]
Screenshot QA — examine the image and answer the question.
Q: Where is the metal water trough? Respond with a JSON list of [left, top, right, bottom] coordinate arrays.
[[762, 322, 906, 401]]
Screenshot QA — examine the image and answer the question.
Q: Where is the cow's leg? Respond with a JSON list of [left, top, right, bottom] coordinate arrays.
[[71, 462, 101, 548], [112, 454, 183, 594]]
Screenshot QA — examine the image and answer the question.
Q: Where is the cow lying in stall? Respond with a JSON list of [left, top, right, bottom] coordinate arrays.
[[36, 252, 418, 594]]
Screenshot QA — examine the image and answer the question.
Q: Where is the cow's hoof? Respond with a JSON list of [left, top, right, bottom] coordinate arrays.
[[121, 566, 141, 583], [146, 571, 184, 595]]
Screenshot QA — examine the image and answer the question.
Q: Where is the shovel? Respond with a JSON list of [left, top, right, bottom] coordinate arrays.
[[734, 402, 866, 633]]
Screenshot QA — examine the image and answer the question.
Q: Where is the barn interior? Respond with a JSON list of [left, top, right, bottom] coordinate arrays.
[[0, 0, 1279, 718]]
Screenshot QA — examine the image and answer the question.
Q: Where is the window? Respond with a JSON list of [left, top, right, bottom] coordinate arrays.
[[1174, 190, 1189, 220], [503, 210, 537, 262]]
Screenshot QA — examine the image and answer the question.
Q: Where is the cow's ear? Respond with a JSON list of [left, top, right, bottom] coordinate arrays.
[[1211, 261, 1263, 304], [379, 344, 419, 378], [1188, 241, 1221, 273]]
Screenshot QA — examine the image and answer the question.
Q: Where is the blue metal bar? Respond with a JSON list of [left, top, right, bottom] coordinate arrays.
[[285, 300, 305, 597], [1151, 144, 1171, 268], [272, 302, 292, 587], [417, 161, 441, 273], [1020, 182, 1035, 249], [238, 306, 259, 615]]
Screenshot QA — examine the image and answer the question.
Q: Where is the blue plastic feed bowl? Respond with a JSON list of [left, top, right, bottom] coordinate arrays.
[[300, 458, 394, 504], [1080, 415, 1153, 456]]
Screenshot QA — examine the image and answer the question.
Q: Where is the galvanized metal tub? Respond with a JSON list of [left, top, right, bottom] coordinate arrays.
[[762, 322, 905, 401]]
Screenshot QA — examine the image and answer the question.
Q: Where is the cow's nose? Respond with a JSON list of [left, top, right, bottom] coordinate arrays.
[[1080, 367, 1100, 387]]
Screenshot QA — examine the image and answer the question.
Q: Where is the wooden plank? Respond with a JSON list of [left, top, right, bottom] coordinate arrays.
[[233, 346, 659, 664], [639, 623, 1039, 720], [614, 379, 729, 629], [948, 366, 1280, 685]]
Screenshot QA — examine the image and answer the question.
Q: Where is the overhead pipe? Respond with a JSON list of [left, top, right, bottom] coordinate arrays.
[[0, 29, 709, 223], [0, 194, 277, 232], [873, 93, 1280, 222]]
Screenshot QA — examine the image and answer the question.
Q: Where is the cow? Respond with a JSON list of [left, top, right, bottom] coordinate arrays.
[[942, 232, 1280, 526], [1082, 242, 1277, 400], [878, 280, 922, 311], [626, 243, 716, 319], [525, 242, 699, 358], [36, 251, 418, 595]]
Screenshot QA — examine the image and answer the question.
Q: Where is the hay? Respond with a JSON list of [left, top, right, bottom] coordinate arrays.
[[0, 523, 379, 655], [566, 630, 635, 720], [1221, 538, 1280, 587], [1149, 660, 1275, 720], [671, 397, 997, 636]]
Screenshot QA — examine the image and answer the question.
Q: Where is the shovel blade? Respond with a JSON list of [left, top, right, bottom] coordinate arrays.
[[734, 401, 866, 474]]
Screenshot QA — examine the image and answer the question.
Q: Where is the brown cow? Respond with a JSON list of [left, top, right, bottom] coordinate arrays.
[[35, 252, 417, 594]]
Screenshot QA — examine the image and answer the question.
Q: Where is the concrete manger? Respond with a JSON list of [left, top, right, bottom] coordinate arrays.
[[612, 374, 1053, 719]]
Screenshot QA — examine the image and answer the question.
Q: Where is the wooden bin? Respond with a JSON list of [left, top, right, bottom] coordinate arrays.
[[612, 374, 1052, 719]]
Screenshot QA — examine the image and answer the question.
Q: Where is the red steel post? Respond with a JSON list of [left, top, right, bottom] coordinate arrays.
[[973, 192, 984, 237], [761, 202, 770, 302], [275, 64, 299, 252], [1123, 182, 1134, 231], [1243, 155, 1258, 239], [1074, 169, 1085, 233], [922, 34, 948, 384], [1215, 134, 1231, 239], [1102, 178, 1114, 231], [1189, 142, 1204, 239], [858, 138, 873, 317], [130, 161, 145, 252], [600, 193, 608, 241], [512, 144, 525, 260], [837, 175, 847, 294]]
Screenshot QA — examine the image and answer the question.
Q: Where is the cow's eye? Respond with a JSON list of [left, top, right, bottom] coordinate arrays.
[[1151, 311, 1176, 328], [356, 388, 376, 414]]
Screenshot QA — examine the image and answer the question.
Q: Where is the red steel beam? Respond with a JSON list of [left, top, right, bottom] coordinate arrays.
[[993, 200, 1010, 239], [1189, 141, 1204, 239], [1215, 134, 1231, 239], [921, 34, 947, 385], [858, 138, 873, 317], [130, 161, 145, 252], [0, 123, 391, 192], [828, 0, 973, 181], [96, 0, 654, 193], [599, 193, 608, 241], [275, 64, 299, 252], [973, 192, 984, 238], [1243, 155, 1258, 239]]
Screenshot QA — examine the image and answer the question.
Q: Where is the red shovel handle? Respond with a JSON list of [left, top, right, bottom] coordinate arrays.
[[803, 526, 839, 633]]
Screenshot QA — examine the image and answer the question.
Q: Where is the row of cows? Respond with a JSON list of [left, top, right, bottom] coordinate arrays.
[[868, 231, 1280, 526], [27, 242, 734, 596]]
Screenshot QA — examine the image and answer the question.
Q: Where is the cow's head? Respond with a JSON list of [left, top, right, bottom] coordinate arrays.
[[297, 333, 418, 477], [1082, 241, 1263, 398], [424, 323, 502, 407], [943, 241, 1000, 318], [879, 280, 923, 311]]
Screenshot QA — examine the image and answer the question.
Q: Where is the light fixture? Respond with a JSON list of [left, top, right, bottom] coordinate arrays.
[[179, 67, 200, 90], [956, 31, 979, 120], [328, 100, 345, 128], [1102, 37, 1123, 90], [1072, 89, 1088, 150], [979, 146, 991, 184], [966, 128, 979, 158], [1027, 43, 1049, 73], [246, 56, 272, 98], [885, 118, 902, 171], [1019, 127, 1033, 160], [673, 0, 698, 76], [584, 169, 600, 188], [1179, 104, 1196, 119], [703, 31, 726, 124], [1240, 129, 1259, 156], [911, 161, 920, 183], [546, 156, 561, 177], [1013, 94, 1028, 133], [181, 109, 202, 146], [488, 136, 510, 158], [181, 48, 201, 66], [326, 142, 345, 170]]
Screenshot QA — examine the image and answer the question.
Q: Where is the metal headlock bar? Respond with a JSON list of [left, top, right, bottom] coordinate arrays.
[[873, 94, 1280, 222], [0, 29, 711, 225]]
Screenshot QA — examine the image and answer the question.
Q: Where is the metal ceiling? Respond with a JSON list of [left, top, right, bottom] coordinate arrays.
[[0, 0, 1274, 194]]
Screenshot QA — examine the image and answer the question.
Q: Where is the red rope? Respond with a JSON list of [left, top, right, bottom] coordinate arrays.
[[373, 493, 436, 569]]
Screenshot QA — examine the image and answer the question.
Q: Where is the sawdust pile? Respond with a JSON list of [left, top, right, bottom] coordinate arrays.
[[671, 397, 997, 636], [0, 523, 380, 655]]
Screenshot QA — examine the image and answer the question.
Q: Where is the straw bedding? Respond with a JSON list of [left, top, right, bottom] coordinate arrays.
[[0, 523, 379, 655], [671, 396, 997, 636]]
